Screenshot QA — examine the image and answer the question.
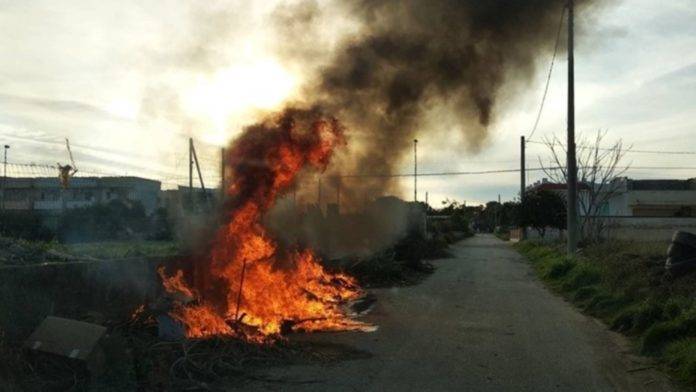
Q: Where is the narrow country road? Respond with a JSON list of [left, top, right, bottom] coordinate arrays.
[[247, 234, 677, 391]]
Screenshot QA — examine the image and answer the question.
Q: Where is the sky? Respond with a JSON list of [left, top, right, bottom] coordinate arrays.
[[1, 0, 696, 207]]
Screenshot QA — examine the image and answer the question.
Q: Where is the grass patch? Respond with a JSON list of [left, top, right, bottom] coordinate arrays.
[[515, 240, 696, 387], [0, 236, 181, 266], [349, 230, 465, 288], [664, 339, 696, 385], [64, 240, 180, 259]]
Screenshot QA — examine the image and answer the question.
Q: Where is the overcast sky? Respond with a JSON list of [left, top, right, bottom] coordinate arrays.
[[2, 0, 696, 206]]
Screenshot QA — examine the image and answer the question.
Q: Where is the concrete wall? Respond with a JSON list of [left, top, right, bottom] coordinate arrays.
[[0, 176, 161, 215], [600, 217, 696, 242], [606, 190, 696, 217], [509, 217, 696, 243]]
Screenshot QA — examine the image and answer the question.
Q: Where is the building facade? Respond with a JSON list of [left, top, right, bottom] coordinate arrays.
[[0, 176, 162, 216], [603, 177, 696, 217]]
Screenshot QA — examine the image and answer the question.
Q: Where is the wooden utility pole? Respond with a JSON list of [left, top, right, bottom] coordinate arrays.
[[567, 0, 579, 255], [520, 136, 526, 239], [520, 136, 526, 200], [1, 145, 7, 212], [191, 142, 206, 196], [413, 139, 418, 202], [188, 138, 208, 210], [188, 138, 194, 207]]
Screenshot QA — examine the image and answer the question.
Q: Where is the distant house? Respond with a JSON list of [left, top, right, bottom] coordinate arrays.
[[526, 178, 591, 202], [0, 176, 161, 216], [603, 177, 696, 217], [527, 177, 696, 218]]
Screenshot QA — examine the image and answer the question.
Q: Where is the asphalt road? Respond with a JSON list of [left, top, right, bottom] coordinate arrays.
[[247, 234, 677, 391]]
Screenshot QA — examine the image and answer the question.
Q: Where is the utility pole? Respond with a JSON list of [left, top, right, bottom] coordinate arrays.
[[190, 140, 207, 198], [567, 0, 579, 255], [425, 191, 429, 207], [520, 136, 526, 239], [413, 139, 418, 202], [520, 136, 526, 200], [188, 138, 194, 208], [1, 145, 8, 212]]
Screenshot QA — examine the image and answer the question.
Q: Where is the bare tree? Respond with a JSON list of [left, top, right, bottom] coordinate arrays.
[[539, 130, 631, 242]]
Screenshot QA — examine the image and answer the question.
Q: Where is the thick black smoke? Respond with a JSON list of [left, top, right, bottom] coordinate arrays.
[[280, 0, 597, 204]]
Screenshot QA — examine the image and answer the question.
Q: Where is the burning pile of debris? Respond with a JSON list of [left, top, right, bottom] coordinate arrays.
[[155, 108, 374, 341], [1, 108, 379, 390]]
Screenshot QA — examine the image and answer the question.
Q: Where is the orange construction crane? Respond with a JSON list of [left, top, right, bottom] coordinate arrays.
[[57, 138, 78, 188]]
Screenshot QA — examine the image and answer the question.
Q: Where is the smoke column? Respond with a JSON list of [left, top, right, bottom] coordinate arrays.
[[276, 0, 598, 204]]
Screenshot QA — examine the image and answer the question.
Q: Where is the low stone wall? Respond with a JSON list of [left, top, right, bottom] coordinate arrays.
[[601, 217, 696, 242], [509, 217, 696, 243]]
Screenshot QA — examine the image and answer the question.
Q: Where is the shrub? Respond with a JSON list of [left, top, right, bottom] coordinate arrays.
[[57, 199, 148, 243], [664, 339, 696, 385], [663, 297, 692, 320], [612, 306, 639, 332], [0, 211, 54, 241], [546, 260, 576, 279], [633, 300, 666, 333], [642, 308, 696, 354], [585, 293, 628, 317], [574, 286, 599, 302], [561, 263, 602, 291]]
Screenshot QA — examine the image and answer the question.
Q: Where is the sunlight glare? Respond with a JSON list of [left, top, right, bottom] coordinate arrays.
[[183, 59, 298, 133]]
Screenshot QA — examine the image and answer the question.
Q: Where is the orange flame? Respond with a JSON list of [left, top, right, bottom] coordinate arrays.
[[159, 109, 369, 340]]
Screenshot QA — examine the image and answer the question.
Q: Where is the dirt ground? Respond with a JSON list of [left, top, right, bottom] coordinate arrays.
[[241, 234, 679, 392]]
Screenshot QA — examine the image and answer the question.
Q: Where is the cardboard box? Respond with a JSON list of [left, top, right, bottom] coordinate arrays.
[[24, 316, 107, 372]]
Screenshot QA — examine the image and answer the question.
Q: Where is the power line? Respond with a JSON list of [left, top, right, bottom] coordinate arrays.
[[526, 5, 565, 141], [336, 165, 696, 179], [526, 139, 696, 155]]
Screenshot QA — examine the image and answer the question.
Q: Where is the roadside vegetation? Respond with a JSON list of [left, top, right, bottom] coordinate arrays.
[[0, 200, 180, 266], [347, 202, 473, 287], [515, 240, 696, 387], [0, 237, 180, 266]]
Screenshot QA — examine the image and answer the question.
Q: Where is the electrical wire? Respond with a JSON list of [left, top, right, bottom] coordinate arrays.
[[526, 5, 565, 141], [526, 139, 696, 155]]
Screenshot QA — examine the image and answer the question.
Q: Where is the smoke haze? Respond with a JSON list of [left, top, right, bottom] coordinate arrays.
[[268, 0, 599, 206]]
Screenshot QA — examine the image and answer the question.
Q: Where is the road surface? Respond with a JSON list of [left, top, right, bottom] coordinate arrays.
[[247, 234, 677, 391]]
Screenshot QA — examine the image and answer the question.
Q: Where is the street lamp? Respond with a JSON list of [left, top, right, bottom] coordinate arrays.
[[413, 139, 418, 202], [1, 144, 8, 212]]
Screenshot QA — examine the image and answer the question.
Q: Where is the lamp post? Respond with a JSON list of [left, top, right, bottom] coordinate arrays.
[[413, 139, 418, 202], [2, 144, 9, 212]]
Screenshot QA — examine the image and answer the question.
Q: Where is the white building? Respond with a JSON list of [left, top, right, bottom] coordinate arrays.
[[1, 176, 161, 216], [603, 177, 696, 217]]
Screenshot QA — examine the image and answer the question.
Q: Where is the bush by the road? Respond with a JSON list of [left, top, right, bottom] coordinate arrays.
[[348, 229, 466, 288], [515, 240, 696, 387], [0, 211, 54, 241]]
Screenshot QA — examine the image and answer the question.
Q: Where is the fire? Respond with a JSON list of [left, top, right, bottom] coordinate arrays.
[[159, 108, 369, 340]]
